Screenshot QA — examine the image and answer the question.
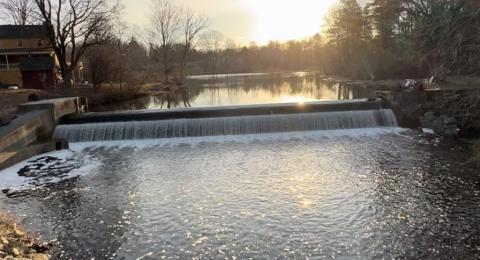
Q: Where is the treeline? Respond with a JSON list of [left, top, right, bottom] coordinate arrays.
[[7, 0, 474, 86], [84, 0, 480, 85], [83, 35, 327, 87], [196, 0, 480, 80], [324, 0, 480, 80]]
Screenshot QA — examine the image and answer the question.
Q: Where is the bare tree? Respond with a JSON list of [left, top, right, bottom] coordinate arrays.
[[177, 9, 207, 81], [149, 0, 207, 85], [84, 42, 114, 89], [202, 30, 225, 84], [34, 0, 119, 87], [149, 0, 181, 82], [0, 0, 36, 25], [221, 38, 237, 86]]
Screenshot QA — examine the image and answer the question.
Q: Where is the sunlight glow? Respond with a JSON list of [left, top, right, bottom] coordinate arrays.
[[242, 0, 337, 43], [280, 95, 315, 104]]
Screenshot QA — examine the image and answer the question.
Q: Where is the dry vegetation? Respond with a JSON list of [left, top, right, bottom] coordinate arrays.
[[0, 213, 49, 259]]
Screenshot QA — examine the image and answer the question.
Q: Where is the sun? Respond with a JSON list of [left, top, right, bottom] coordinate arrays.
[[242, 0, 337, 44]]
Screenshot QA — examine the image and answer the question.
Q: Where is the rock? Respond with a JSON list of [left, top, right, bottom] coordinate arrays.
[[422, 128, 435, 135], [402, 79, 424, 91], [420, 112, 436, 129], [420, 112, 458, 136], [472, 141, 480, 160], [0, 111, 15, 126], [1, 237, 9, 245], [10, 247, 20, 257], [30, 253, 49, 260], [14, 229, 25, 237], [443, 116, 458, 135]]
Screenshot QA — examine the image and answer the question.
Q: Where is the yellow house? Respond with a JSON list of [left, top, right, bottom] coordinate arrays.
[[0, 25, 61, 89]]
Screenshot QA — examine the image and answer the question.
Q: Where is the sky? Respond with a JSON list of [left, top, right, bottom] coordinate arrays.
[[123, 0, 339, 45]]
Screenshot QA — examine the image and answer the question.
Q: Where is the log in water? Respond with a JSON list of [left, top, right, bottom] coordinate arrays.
[[54, 109, 398, 142]]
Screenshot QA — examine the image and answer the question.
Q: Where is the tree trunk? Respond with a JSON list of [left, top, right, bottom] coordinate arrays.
[[63, 69, 73, 88], [162, 47, 170, 82], [59, 61, 73, 88]]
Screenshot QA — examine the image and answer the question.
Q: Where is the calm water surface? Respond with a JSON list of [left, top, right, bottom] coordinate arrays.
[[92, 72, 374, 111], [0, 130, 479, 259]]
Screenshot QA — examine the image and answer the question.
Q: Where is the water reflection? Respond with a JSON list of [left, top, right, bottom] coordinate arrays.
[[91, 72, 375, 112], [1, 132, 479, 259]]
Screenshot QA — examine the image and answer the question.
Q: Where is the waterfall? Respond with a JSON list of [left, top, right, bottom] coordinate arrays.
[[54, 109, 398, 142]]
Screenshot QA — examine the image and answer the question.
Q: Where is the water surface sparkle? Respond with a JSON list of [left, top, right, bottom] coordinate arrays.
[[0, 129, 479, 259]]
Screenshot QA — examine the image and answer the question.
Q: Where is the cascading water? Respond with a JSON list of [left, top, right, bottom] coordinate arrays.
[[54, 109, 399, 142]]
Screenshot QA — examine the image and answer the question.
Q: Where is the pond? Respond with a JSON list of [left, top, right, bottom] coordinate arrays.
[[91, 72, 375, 112], [0, 129, 479, 259]]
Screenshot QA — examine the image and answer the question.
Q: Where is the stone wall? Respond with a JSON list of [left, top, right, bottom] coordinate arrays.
[[377, 89, 480, 137], [0, 97, 83, 170]]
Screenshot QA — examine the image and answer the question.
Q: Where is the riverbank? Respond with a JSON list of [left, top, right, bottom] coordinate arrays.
[[336, 76, 480, 165], [0, 87, 148, 125], [0, 213, 49, 259]]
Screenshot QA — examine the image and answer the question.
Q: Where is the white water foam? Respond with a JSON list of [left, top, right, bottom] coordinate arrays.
[[54, 109, 399, 142], [0, 127, 407, 191], [0, 150, 100, 191], [68, 127, 406, 149]]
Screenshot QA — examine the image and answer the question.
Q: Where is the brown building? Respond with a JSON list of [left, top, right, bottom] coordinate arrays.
[[0, 25, 60, 89]]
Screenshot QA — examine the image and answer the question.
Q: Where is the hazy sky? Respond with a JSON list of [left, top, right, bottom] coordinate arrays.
[[123, 0, 339, 45]]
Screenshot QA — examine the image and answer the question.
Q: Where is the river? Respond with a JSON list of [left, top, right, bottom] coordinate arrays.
[[0, 130, 479, 259], [91, 72, 375, 111]]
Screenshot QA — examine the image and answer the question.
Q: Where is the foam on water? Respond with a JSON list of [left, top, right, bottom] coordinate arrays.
[[68, 127, 406, 150], [1, 127, 405, 191], [0, 150, 100, 191]]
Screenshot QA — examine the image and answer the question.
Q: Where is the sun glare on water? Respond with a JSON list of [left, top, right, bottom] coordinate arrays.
[[280, 95, 315, 104], [242, 0, 337, 43]]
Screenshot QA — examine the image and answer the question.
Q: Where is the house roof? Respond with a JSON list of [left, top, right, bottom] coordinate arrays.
[[0, 25, 49, 39], [20, 56, 54, 71]]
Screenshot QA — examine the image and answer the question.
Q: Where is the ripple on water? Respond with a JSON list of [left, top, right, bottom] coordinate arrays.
[[0, 130, 479, 259]]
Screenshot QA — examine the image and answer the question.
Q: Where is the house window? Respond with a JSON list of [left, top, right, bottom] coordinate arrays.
[[18, 40, 23, 47], [37, 39, 42, 47]]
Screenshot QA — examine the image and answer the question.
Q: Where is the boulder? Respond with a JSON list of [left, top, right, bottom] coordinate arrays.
[[420, 112, 458, 136]]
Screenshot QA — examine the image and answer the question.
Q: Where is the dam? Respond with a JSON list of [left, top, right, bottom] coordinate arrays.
[[54, 99, 398, 142], [0, 98, 479, 259]]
